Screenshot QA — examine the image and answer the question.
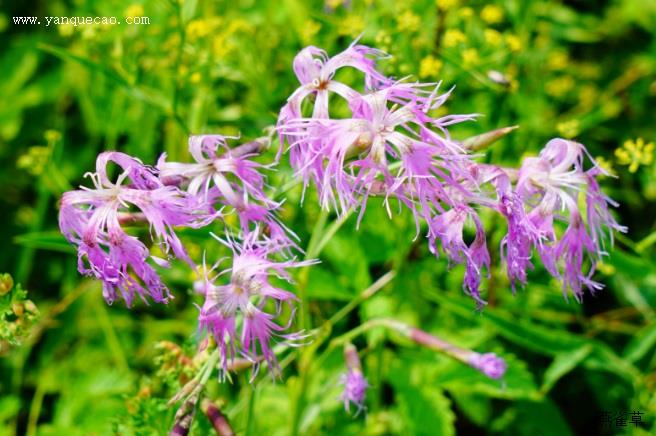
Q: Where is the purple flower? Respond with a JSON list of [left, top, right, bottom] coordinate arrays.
[[468, 352, 507, 379], [427, 205, 490, 307], [407, 325, 508, 379], [277, 40, 391, 178], [282, 39, 390, 119], [340, 370, 368, 415], [59, 152, 208, 306], [158, 135, 296, 246], [197, 230, 317, 378], [281, 86, 474, 220], [339, 343, 368, 415], [469, 164, 538, 292], [516, 138, 626, 299]]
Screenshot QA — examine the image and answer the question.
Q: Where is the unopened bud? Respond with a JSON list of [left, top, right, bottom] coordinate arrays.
[[0, 273, 13, 296], [24, 300, 38, 314], [463, 125, 519, 151]]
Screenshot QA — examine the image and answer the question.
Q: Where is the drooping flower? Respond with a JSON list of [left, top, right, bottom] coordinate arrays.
[[467, 163, 538, 293], [59, 152, 210, 306], [197, 229, 317, 378], [427, 205, 490, 307], [339, 343, 368, 415], [516, 138, 626, 299]]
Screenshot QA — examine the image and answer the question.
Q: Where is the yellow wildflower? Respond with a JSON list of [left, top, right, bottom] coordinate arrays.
[[338, 15, 365, 38], [212, 34, 231, 58], [17, 146, 51, 176], [412, 36, 431, 50], [326, 0, 344, 9], [458, 7, 474, 18], [578, 62, 602, 80], [58, 23, 75, 37], [443, 29, 466, 47], [601, 99, 622, 118], [545, 76, 575, 98], [186, 19, 212, 40], [436, 0, 460, 10], [375, 31, 392, 45], [556, 119, 580, 139], [124, 4, 145, 18], [462, 48, 479, 66], [578, 84, 598, 109], [480, 5, 504, 24], [594, 156, 615, 176], [484, 28, 502, 46], [300, 20, 321, 44], [419, 55, 443, 78], [615, 138, 654, 173], [81, 26, 97, 40], [397, 10, 421, 33], [547, 52, 569, 70], [505, 34, 521, 51]]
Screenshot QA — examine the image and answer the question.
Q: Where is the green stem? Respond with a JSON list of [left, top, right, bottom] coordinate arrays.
[[297, 208, 329, 331], [15, 180, 49, 284], [326, 271, 395, 327], [244, 384, 257, 436], [93, 295, 129, 373], [26, 382, 45, 436]]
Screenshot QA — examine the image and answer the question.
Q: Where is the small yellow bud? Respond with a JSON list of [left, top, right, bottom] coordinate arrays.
[[615, 138, 654, 173], [419, 55, 443, 78], [505, 34, 521, 51], [0, 273, 13, 296], [484, 28, 502, 46], [462, 48, 479, 66], [480, 5, 504, 24], [443, 29, 466, 48], [436, 0, 460, 10]]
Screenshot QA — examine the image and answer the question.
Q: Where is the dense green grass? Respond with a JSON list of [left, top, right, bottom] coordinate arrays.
[[1, 0, 655, 435]]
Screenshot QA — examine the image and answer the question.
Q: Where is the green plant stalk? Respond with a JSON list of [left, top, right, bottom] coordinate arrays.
[[26, 382, 45, 436], [289, 271, 393, 435], [93, 294, 130, 373], [15, 179, 49, 285], [244, 384, 257, 436]]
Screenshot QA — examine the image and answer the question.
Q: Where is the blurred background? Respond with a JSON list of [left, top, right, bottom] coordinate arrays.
[[1, 0, 655, 435]]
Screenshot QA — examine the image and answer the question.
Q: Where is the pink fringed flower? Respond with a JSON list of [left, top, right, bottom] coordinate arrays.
[[281, 39, 391, 121], [281, 86, 475, 221], [516, 138, 626, 299], [158, 135, 296, 246], [59, 152, 209, 306], [427, 205, 490, 307], [197, 230, 317, 378]]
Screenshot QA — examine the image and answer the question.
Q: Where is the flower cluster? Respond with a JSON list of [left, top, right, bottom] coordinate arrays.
[[59, 152, 210, 306], [59, 40, 625, 388], [278, 41, 626, 306], [59, 136, 309, 376]]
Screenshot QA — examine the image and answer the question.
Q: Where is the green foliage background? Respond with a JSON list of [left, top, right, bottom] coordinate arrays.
[[1, 0, 655, 435]]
